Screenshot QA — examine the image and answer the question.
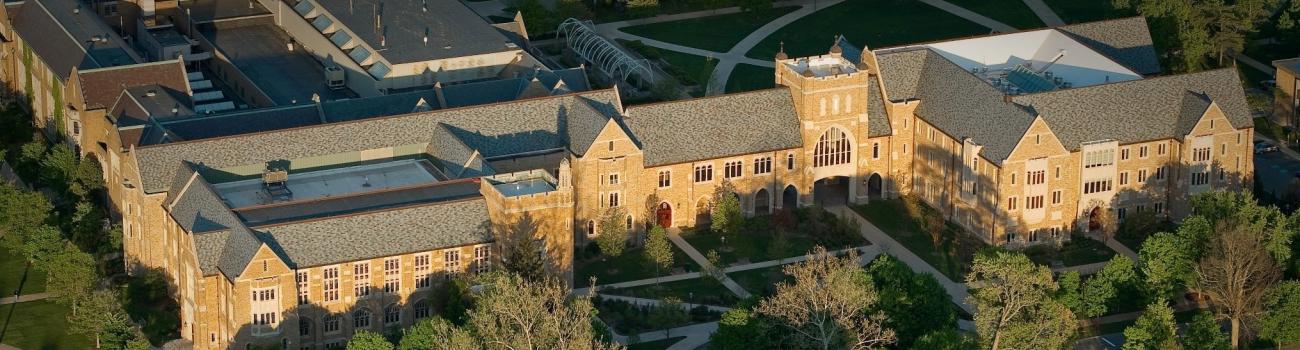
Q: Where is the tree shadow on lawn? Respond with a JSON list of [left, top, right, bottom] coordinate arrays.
[[680, 208, 869, 267]]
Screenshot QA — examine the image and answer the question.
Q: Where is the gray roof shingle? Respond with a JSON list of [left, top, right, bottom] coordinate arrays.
[[1055, 17, 1162, 75], [256, 198, 493, 268], [135, 90, 620, 193], [866, 76, 893, 137], [428, 123, 493, 178], [624, 89, 803, 166], [1011, 68, 1252, 149]]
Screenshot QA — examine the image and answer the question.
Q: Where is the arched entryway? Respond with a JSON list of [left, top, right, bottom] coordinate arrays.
[[695, 198, 711, 227], [656, 202, 673, 228], [782, 185, 798, 209], [754, 189, 771, 215], [1088, 207, 1102, 231], [867, 173, 883, 199], [813, 176, 851, 206]]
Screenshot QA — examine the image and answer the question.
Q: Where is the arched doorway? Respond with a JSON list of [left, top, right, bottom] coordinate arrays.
[[656, 202, 673, 228], [814, 176, 851, 206], [867, 173, 883, 199], [782, 185, 798, 209], [695, 198, 711, 227], [754, 189, 771, 215], [1088, 207, 1102, 231]]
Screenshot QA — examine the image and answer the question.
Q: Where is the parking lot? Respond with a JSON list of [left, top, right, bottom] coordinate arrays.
[[1254, 138, 1300, 199]]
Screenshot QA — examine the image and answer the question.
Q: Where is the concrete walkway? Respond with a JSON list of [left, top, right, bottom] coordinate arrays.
[[1232, 51, 1277, 76], [616, 322, 719, 350], [1021, 0, 1065, 26], [665, 229, 753, 299], [1102, 237, 1139, 261], [596, 294, 733, 313], [918, 0, 1016, 32], [827, 205, 974, 314], [0, 293, 47, 306]]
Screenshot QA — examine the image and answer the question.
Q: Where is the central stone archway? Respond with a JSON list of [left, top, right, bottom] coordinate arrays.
[[867, 173, 883, 199], [754, 188, 771, 214], [813, 176, 851, 206]]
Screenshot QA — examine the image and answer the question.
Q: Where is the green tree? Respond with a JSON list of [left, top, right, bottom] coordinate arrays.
[[465, 273, 620, 350], [1259, 281, 1300, 348], [1184, 311, 1230, 350], [710, 179, 742, 236], [68, 289, 135, 349], [866, 255, 957, 347], [1113, 0, 1284, 72], [15, 139, 45, 180], [438, 278, 472, 325], [0, 184, 50, 247], [399, 317, 476, 350], [967, 251, 1076, 350], [348, 330, 395, 350], [21, 225, 63, 266], [595, 207, 629, 257], [756, 247, 895, 349], [651, 297, 689, 336], [43, 244, 97, 309], [711, 308, 778, 349], [911, 329, 978, 350], [1122, 302, 1181, 350], [1140, 231, 1198, 300], [1061, 255, 1137, 318], [643, 225, 673, 282], [1194, 222, 1282, 349], [501, 217, 547, 281]]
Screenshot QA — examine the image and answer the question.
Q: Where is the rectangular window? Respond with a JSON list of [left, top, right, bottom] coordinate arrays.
[[1051, 190, 1061, 205], [754, 156, 773, 175], [1055, 166, 1060, 180], [1117, 207, 1128, 220], [353, 262, 371, 298], [323, 267, 339, 302], [1119, 172, 1129, 186], [608, 192, 620, 207], [415, 254, 432, 289], [1120, 148, 1130, 160], [1192, 171, 1210, 186], [1011, 173, 1016, 185], [694, 165, 714, 183], [1155, 202, 1164, 213], [724, 161, 743, 179], [1027, 170, 1045, 185], [1193, 147, 1211, 162], [444, 250, 461, 279], [1007, 197, 1017, 210], [1155, 166, 1167, 180], [1083, 179, 1113, 194], [787, 153, 795, 170], [1139, 146, 1148, 158], [607, 173, 619, 185], [296, 271, 309, 305], [1084, 149, 1115, 168], [1137, 169, 1147, 183], [658, 170, 671, 188], [1158, 144, 1167, 155], [1026, 195, 1044, 210], [383, 258, 400, 294], [474, 246, 491, 275], [1220, 144, 1226, 155]]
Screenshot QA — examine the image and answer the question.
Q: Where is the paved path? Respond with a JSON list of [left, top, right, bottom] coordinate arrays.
[[1021, 0, 1065, 26], [665, 229, 753, 299], [1257, 133, 1300, 162], [596, 294, 733, 313], [1052, 261, 1109, 275], [1232, 51, 1277, 76], [827, 205, 974, 314], [0, 293, 47, 306], [918, 0, 1016, 32], [0, 343, 20, 350], [617, 322, 719, 350], [1101, 237, 1139, 261]]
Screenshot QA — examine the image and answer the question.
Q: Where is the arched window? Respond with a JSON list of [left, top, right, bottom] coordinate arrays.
[[586, 220, 595, 237], [323, 315, 340, 333], [625, 215, 633, 230], [814, 128, 852, 167], [384, 304, 401, 325], [299, 317, 312, 336], [413, 299, 430, 319], [353, 309, 371, 329]]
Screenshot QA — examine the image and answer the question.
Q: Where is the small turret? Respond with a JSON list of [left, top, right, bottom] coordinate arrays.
[[775, 41, 788, 61], [557, 158, 572, 190], [828, 36, 843, 58]]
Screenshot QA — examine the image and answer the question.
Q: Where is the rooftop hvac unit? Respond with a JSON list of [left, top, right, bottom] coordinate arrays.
[[325, 66, 345, 90]]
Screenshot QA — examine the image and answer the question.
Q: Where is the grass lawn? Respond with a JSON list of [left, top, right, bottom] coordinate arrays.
[[577, 245, 700, 285], [1040, 0, 1135, 24], [725, 64, 776, 93], [943, 0, 1044, 30], [726, 265, 791, 298], [746, 0, 988, 60], [1024, 237, 1116, 267], [854, 199, 985, 281], [620, 7, 799, 52], [0, 300, 94, 350], [628, 337, 686, 350], [0, 245, 45, 296], [604, 276, 739, 306], [679, 214, 867, 267], [657, 50, 720, 90]]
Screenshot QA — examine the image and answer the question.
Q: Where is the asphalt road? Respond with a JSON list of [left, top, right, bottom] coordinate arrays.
[[1254, 145, 1300, 200]]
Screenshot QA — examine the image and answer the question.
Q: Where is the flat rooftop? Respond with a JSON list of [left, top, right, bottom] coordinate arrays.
[[1275, 57, 1300, 75], [902, 29, 1143, 94], [179, 0, 272, 23], [199, 18, 355, 105], [212, 159, 442, 209], [783, 55, 860, 78], [310, 0, 515, 64]]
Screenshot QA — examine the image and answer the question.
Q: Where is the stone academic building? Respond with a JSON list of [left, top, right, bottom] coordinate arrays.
[[3, 7, 1254, 348]]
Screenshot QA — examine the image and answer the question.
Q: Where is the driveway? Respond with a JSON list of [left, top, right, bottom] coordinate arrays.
[[1254, 146, 1300, 199]]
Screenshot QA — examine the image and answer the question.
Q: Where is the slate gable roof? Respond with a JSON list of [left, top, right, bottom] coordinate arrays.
[[80, 60, 190, 111], [866, 76, 893, 137], [623, 89, 803, 167], [428, 123, 493, 178], [254, 198, 492, 268], [1055, 17, 1162, 75], [165, 165, 265, 279], [135, 90, 620, 193], [1011, 68, 1251, 149], [10, 0, 98, 79]]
